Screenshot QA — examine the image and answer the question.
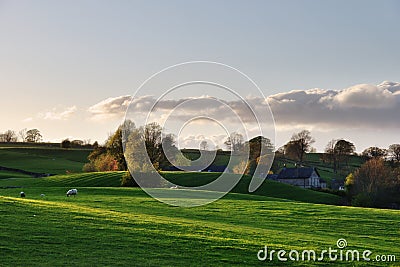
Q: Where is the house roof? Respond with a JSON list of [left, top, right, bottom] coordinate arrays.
[[277, 167, 320, 179]]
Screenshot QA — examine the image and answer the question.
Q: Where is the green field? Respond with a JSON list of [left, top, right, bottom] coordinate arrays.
[[0, 147, 91, 174], [0, 146, 397, 266], [0, 183, 399, 266], [0, 171, 341, 205], [0, 145, 364, 183]]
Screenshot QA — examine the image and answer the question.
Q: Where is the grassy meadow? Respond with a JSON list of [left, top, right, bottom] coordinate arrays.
[[0, 145, 398, 266], [0, 146, 91, 174]]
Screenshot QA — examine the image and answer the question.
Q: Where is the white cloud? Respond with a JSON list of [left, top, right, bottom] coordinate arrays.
[[88, 95, 132, 120], [39, 106, 77, 120], [22, 117, 33, 122], [332, 83, 396, 109]]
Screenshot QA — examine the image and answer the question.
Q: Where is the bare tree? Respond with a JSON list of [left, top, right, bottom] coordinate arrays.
[[1, 130, 17, 142], [388, 144, 400, 163], [286, 130, 315, 163], [200, 140, 208, 151], [18, 128, 27, 142], [224, 132, 244, 153]]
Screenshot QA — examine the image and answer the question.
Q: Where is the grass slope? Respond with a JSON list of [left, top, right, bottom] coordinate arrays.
[[0, 147, 91, 174], [0, 170, 32, 179], [162, 172, 341, 205], [0, 186, 399, 266], [1, 171, 340, 205]]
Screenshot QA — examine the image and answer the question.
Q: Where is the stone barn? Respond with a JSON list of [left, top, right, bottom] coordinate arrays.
[[277, 167, 326, 189]]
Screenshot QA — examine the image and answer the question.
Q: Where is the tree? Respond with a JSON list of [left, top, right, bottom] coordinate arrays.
[[25, 129, 42, 143], [284, 140, 302, 161], [107, 127, 127, 170], [224, 132, 244, 153], [18, 128, 27, 142], [61, 139, 71, 149], [0, 130, 17, 142], [71, 140, 84, 147], [350, 158, 399, 207], [200, 140, 208, 151], [246, 136, 274, 161], [158, 133, 178, 169], [362, 146, 387, 159], [284, 130, 315, 163], [143, 122, 163, 165], [233, 160, 248, 174], [92, 141, 99, 149], [105, 120, 136, 171], [324, 139, 355, 174], [123, 122, 178, 172], [388, 144, 400, 163]]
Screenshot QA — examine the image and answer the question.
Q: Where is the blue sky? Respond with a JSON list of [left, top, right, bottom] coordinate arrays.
[[1, 0, 399, 151]]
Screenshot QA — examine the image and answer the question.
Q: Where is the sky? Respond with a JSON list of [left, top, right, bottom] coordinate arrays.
[[0, 0, 399, 152]]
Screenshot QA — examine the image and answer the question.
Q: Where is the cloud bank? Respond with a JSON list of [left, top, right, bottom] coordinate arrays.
[[269, 81, 400, 129], [88, 81, 400, 130]]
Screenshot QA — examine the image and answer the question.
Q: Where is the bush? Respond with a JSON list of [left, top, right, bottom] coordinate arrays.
[[352, 193, 373, 207], [121, 171, 138, 187], [61, 139, 71, 149], [94, 154, 119, 172], [82, 154, 119, 172], [82, 162, 96, 172], [121, 171, 168, 188]]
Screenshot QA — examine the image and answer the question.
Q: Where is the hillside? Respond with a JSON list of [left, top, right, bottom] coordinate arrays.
[[0, 147, 397, 266], [0, 171, 340, 205], [0, 185, 398, 266], [0, 146, 91, 174], [0, 145, 365, 185], [182, 149, 366, 185], [0, 146, 345, 205]]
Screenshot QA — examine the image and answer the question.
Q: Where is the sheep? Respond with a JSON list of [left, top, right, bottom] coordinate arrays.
[[66, 189, 78, 197], [20, 192, 25, 198], [40, 194, 45, 197]]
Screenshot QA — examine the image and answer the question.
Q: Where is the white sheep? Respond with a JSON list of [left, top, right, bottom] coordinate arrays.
[[40, 194, 45, 197], [66, 189, 78, 197]]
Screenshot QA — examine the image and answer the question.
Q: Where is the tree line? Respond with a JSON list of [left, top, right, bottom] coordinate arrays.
[[0, 128, 42, 143], [0, 128, 97, 149]]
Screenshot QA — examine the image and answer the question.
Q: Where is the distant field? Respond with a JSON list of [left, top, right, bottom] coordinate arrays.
[[162, 172, 341, 205], [0, 145, 365, 185], [0, 170, 32, 179], [182, 149, 365, 183], [0, 171, 341, 205], [0, 147, 91, 174]]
